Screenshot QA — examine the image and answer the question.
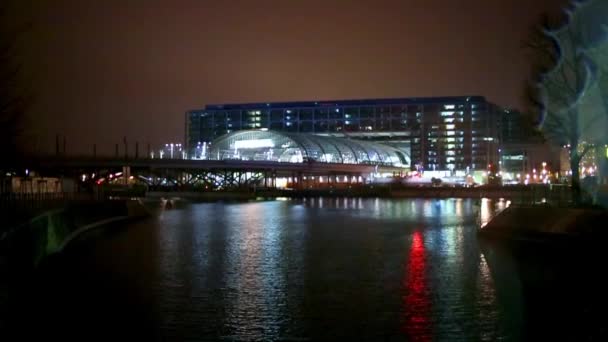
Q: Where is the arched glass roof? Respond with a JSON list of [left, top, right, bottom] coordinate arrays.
[[208, 130, 409, 167]]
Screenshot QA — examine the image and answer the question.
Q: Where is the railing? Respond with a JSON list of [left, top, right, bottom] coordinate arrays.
[[504, 184, 572, 207]]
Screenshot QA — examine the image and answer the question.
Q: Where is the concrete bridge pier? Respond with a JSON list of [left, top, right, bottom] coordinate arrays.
[[122, 166, 131, 185]]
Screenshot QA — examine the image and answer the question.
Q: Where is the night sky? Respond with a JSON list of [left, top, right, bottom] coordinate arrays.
[[11, 0, 565, 155]]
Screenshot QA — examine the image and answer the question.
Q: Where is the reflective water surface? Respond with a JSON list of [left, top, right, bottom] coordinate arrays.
[[7, 198, 608, 340]]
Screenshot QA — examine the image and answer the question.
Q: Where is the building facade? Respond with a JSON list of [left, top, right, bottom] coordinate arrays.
[[186, 96, 502, 171], [497, 109, 562, 180]]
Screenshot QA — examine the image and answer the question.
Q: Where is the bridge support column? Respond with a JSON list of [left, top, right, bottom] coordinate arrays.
[[122, 166, 131, 185], [298, 172, 303, 190]]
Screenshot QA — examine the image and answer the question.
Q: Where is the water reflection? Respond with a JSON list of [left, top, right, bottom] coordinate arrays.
[[480, 198, 509, 228], [19, 197, 606, 340], [402, 231, 432, 341], [476, 253, 502, 341], [223, 202, 288, 341]]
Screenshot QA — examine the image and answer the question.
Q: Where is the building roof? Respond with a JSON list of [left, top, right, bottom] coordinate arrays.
[[208, 129, 409, 167], [197, 96, 488, 111]]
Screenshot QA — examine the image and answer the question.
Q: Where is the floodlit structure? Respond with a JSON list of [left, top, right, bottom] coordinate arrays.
[[186, 96, 503, 172], [207, 130, 410, 167]]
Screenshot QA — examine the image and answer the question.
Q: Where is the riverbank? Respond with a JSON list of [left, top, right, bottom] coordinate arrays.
[[478, 205, 608, 247], [0, 199, 151, 270]]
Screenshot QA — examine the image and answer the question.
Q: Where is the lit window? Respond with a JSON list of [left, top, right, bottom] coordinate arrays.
[[447, 131, 455, 136], [441, 111, 454, 117], [444, 104, 456, 110], [446, 124, 455, 130]]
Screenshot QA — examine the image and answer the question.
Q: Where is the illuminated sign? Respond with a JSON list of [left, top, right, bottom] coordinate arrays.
[[503, 155, 524, 161]]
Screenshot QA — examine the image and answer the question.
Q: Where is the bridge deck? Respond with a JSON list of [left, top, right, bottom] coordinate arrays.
[[30, 157, 408, 175]]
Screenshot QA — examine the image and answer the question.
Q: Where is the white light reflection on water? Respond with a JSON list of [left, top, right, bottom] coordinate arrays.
[[223, 202, 288, 341], [476, 253, 502, 341], [420, 199, 471, 339], [480, 198, 492, 228], [480, 198, 510, 228]]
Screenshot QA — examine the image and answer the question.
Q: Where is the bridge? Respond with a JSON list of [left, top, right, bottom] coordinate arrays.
[[24, 156, 408, 190], [16, 130, 410, 190]]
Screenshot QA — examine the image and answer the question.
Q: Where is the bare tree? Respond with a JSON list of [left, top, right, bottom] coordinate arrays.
[[525, 1, 608, 204]]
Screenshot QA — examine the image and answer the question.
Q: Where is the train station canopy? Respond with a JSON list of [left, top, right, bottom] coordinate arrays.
[[208, 130, 409, 167]]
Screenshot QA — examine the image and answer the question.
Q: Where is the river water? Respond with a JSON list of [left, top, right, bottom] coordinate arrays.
[[4, 198, 608, 340]]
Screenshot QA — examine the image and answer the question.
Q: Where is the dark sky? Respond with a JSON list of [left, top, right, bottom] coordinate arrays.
[[12, 0, 565, 155]]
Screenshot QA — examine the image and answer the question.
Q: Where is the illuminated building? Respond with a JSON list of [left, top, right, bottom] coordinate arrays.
[[186, 96, 501, 171], [498, 109, 560, 178], [206, 129, 409, 167]]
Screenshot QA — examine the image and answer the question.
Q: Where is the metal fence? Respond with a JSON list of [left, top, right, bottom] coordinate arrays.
[[503, 184, 573, 207]]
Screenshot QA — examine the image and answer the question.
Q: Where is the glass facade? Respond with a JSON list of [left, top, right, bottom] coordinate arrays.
[[207, 130, 409, 167], [187, 96, 501, 171]]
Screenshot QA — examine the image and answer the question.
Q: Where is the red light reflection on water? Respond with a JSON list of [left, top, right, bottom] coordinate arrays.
[[402, 231, 432, 341]]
